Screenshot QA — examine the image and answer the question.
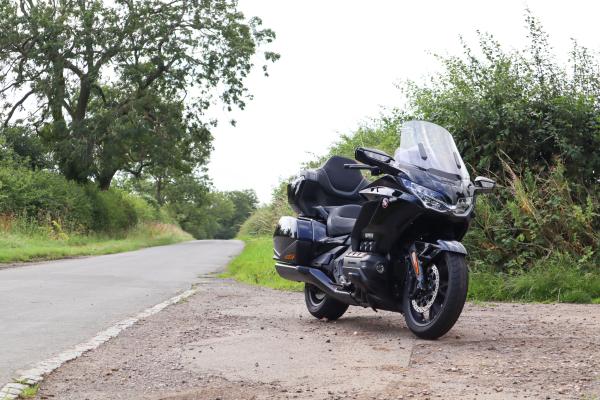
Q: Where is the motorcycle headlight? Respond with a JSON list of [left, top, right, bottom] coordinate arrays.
[[401, 179, 448, 212], [401, 178, 473, 215]]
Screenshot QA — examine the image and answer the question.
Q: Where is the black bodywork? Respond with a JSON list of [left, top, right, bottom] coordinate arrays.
[[274, 147, 474, 313]]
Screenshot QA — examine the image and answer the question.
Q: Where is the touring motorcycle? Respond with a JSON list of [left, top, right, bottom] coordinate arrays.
[[273, 120, 495, 339]]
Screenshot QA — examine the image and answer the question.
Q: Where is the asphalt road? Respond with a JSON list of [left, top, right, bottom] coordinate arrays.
[[0, 240, 243, 387]]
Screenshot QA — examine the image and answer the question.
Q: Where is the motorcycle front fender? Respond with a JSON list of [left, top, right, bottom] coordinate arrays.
[[435, 239, 467, 256]]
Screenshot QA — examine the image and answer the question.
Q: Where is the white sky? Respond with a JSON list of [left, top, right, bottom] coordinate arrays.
[[207, 0, 600, 203]]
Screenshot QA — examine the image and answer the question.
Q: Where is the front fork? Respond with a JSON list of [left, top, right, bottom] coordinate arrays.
[[407, 242, 443, 298], [408, 243, 426, 296]]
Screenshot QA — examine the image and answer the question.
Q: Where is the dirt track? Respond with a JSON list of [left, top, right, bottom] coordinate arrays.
[[34, 278, 600, 400]]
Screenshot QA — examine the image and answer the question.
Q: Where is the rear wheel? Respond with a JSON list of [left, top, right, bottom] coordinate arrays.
[[304, 283, 349, 320], [402, 252, 468, 339]]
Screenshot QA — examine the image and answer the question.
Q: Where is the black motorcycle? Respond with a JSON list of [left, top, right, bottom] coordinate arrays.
[[273, 120, 495, 339]]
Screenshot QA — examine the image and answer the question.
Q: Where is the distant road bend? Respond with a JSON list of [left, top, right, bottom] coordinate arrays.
[[0, 240, 243, 387]]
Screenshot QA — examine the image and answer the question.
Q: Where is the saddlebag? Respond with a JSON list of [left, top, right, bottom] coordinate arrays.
[[273, 216, 326, 265]]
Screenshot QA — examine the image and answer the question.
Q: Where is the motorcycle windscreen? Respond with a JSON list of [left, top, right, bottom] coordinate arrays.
[[394, 121, 470, 184]]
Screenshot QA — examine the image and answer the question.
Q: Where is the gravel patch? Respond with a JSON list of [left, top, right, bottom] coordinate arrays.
[[34, 278, 600, 399]]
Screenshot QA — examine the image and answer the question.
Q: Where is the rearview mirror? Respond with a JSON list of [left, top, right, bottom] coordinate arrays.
[[355, 147, 394, 165], [474, 176, 495, 193]]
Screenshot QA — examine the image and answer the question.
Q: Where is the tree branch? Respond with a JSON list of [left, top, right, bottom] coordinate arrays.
[[92, 84, 107, 104], [3, 89, 34, 126], [64, 59, 84, 77], [62, 99, 74, 118]]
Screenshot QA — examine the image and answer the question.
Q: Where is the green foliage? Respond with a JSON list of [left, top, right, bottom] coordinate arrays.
[[468, 252, 600, 303], [0, 0, 278, 187], [86, 188, 145, 234], [307, 117, 401, 167], [465, 161, 599, 274], [0, 164, 164, 234], [406, 11, 600, 184], [0, 165, 93, 231], [0, 126, 51, 170], [19, 384, 39, 398], [126, 172, 258, 239], [223, 236, 302, 291], [213, 190, 258, 239]]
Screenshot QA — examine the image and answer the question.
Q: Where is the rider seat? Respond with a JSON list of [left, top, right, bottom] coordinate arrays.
[[287, 156, 368, 235]]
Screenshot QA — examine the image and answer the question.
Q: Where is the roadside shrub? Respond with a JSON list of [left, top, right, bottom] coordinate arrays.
[[307, 118, 401, 167], [0, 166, 93, 231], [86, 188, 139, 234], [124, 192, 160, 223], [465, 160, 599, 274], [407, 13, 600, 185], [0, 165, 162, 235]]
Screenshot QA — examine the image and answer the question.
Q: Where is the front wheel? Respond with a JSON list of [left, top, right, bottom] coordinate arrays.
[[402, 252, 468, 340], [304, 283, 349, 321]]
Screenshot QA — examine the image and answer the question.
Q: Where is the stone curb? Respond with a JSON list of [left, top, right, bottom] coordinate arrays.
[[0, 287, 199, 400]]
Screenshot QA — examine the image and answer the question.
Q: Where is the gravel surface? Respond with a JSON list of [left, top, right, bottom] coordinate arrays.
[[34, 278, 600, 400]]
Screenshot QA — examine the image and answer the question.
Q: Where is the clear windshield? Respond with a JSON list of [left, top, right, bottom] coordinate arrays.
[[394, 121, 470, 183]]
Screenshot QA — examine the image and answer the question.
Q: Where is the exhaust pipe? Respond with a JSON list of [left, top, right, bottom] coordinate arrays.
[[275, 263, 359, 306]]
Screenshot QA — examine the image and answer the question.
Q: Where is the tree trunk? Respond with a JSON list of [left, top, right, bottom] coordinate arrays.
[[156, 176, 164, 205], [98, 170, 116, 191]]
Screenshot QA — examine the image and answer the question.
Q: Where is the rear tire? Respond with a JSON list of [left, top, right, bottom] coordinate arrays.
[[403, 252, 468, 340], [304, 283, 349, 320]]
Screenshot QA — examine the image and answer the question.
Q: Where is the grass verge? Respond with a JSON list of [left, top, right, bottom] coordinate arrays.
[[225, 235, 600, 303], [0, 222, 193, 264], [222, 235, 302, 291]]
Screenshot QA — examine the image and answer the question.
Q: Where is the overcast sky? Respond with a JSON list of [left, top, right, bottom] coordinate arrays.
[[207, 0, 600, 203]]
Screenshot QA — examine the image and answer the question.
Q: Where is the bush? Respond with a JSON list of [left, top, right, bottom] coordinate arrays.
[[0, 165, 162, 235], [86, 188, 138, 234], [0, 165, 93, 231], [465, 160, 599, 274], [406, 13, 600, 185]]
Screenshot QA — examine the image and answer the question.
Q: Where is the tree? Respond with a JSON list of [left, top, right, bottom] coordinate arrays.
[[86, 86, 213, 189], [213, 189, 258, 238], [0, 0, 278, 187]]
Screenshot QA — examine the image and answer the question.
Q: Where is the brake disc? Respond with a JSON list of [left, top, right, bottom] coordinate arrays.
[[411, 265, 440, 313]]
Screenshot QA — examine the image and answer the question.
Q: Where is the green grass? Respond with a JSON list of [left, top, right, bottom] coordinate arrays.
[[222, 235, 302, 291], [0, 222, 193, 264], [225, 235, 600, 303], [19, 384, 39, 398], [469, 265, 600, 303]]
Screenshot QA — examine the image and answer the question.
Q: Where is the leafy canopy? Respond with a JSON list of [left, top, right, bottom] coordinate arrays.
[[0, 0, 278, 187]]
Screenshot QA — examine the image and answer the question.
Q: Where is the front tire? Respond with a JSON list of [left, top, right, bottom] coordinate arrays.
[[304, 283, 349, 320], [403, 252, 468, 340]]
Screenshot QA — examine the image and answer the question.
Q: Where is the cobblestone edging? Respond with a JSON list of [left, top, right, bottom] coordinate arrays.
[[0, 287, 199, 400]]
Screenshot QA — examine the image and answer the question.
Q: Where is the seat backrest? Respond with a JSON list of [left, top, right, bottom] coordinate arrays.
[[288, 156, 368, 217], [317, 156, 368, 199]]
